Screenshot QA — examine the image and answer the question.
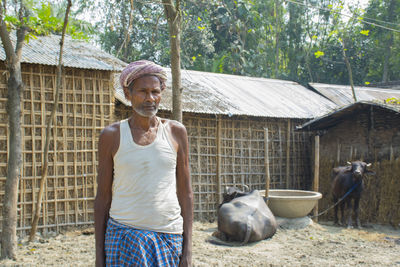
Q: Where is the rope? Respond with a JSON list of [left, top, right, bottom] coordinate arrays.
[[309, 181, 361, 218]]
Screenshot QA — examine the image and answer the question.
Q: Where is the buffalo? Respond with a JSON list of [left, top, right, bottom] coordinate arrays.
[[332, 161, 375, 228], [211, 186, 277, 245]]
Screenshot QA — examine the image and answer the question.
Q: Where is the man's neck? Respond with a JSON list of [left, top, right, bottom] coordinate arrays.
[[129, 112, 158, 132]]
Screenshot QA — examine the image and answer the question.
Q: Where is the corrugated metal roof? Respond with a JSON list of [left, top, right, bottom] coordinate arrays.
[[115, 69, 337, 119], [0, 33, 127, 71], [297, 101, 400, 131], [309, 82, 400, 107]]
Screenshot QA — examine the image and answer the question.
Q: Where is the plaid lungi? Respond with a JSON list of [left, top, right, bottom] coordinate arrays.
[[105, 217, 183, 267]]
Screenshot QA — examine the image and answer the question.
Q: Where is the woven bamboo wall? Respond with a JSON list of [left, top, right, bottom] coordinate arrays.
[[0, 62, 114, 234], [116, 105, 312, 221]]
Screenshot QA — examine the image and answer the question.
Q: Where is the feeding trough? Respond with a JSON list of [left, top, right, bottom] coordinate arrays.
[[259, 189, 322, 218]]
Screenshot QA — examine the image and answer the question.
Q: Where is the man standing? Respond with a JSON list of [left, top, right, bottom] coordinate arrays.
[[95, 60, 193, 266]]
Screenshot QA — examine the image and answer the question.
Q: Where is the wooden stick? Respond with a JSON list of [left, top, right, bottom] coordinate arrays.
[[313, 135, 320, 222], [216, 116, 222, 205], [196, 119, 203, 220], [29, 0, 72, 241], [264, 128, 270, 200], [278, 125, 283, 187], [286, 119, 290, 189]]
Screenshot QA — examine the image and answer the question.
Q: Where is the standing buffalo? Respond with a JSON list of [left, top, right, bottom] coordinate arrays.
[[332, 161, 375, 228], [211, 186, 277, 245]]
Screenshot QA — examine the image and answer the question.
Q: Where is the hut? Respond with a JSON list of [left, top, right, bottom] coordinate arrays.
[[0, 34, 126, 234], [114, 69, 336, 220], [298, 101, 400, 226], [309, 82, 400, 106]]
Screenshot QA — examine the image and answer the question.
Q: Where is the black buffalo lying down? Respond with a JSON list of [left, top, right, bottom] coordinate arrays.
[[332, 160, 375, 228], [211, 187, 277, 245]]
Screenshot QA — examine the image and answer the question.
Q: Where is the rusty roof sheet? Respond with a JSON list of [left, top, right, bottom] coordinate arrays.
[[0, 34, 127, 71], [309, 83, 400, 107], [115, 69, 337, 119]]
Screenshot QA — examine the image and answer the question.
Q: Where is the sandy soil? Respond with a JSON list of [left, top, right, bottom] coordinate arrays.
[[0, 221, 399, 267]]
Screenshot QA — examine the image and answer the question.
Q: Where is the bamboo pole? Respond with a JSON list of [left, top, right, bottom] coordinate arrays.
[[264, 128, 270, 200], [216, 117, 222, 205], [313, 135, 320, 222], [278, 125, 283, 187], [232, 122, 236, 186], [195, 120, 202, 219], [29, 0, 72, 241], [286, 119, 291, 189]]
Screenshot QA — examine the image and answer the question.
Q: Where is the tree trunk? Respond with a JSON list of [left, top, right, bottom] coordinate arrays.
[[163, 0, 182, 122], [342, 40, 357, 102], [382, 0, 396, 83], [1, 65, 23, 260], [0, 3, 26, 258], [274, 0, 280, 78]]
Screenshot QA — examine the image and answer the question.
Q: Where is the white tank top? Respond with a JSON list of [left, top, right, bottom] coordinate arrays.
[[109, 118, 183, 234]]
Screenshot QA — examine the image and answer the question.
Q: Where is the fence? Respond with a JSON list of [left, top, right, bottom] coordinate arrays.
[[0, 63, 113, 234]]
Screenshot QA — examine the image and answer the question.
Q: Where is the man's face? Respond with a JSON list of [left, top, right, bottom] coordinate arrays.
[[124, 75, 162, 117]]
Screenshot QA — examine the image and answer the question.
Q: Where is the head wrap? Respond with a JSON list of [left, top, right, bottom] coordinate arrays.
[[119, 60, 167, 91]]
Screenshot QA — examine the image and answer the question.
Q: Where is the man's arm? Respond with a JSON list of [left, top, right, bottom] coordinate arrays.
[[94, 125, 117, 267], [171, 121, 193, 267]]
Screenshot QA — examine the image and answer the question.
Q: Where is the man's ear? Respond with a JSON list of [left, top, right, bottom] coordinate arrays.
[[123, 86, 131, 99]]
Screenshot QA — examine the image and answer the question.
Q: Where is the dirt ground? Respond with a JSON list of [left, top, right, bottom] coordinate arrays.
[[0, 220, 399, 267]]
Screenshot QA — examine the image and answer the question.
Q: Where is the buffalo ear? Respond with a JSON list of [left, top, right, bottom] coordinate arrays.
[[366, 170, 376, 175]]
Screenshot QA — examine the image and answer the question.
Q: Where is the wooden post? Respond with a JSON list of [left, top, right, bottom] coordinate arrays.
[[278, 125, 283, 187], [313, 135, 320, 222], [216, 116, 222, 205], [264, 128, 270, 201], [286, 119, 291, 189]]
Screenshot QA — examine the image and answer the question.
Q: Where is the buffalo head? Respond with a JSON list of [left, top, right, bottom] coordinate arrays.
[[220, 185, 249, 207], [346, 161, 375, 181]]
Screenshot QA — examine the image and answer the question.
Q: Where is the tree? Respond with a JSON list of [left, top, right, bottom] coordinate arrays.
[[162, 0, 182, 122], [80, 0, 399, 85], [363, 0, 400, 83], [0, 0, 29, 259]]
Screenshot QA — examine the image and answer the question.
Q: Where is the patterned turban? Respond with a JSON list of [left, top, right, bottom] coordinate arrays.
[[119, 60, 167, 91]]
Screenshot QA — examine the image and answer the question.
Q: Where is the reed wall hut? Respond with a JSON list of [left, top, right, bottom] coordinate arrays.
[[0, 34, 126, 234], [299, 101, 400, 226], [115, 70, 336, 221]]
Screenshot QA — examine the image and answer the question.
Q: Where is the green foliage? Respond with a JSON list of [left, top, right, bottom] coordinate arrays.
[[79, 0, 400, 85], [4, 1, 91, 41]]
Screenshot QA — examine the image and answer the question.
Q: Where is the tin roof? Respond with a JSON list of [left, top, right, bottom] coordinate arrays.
[[0, 33, 127, 71], [297, 101, 400, 131], [309, 83, 400, 107], [115, 69, 337, 119]]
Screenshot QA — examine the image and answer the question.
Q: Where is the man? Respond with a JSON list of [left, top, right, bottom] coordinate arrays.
[[95, 60, 193, 267]]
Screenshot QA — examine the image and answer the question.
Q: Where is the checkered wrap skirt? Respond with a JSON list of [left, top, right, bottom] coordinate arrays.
[[105, 218, 183, 267]]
